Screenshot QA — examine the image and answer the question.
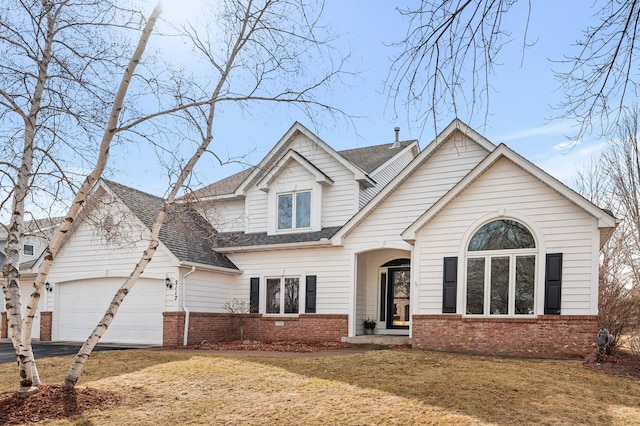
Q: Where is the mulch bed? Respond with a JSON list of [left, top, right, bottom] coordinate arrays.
[[183, 340, 355, 352], [583, 352, 640, 380], [0, 384, 122, 425]]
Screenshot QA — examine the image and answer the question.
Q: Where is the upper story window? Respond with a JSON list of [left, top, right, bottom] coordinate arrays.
[[23, 244, 34, 256], [277, 190, 311, 230], [465, 219, 537, 316]]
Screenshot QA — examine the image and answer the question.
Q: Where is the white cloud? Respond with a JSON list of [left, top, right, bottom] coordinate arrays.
[[495, 122, 578, 143], [536, 139, 608, 185]]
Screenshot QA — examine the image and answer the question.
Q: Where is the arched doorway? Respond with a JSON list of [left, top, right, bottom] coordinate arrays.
[[380, 258, 410, 329]]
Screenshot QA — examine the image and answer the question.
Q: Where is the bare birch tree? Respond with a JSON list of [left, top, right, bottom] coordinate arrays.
[[389, 1, 640, 138], [2, 0, 345, 395], [38, 0, 343, 390], [574, 107, 640, 352], [1, 0, 156, 394]]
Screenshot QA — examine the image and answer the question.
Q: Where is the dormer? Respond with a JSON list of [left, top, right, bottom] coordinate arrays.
[[258, 150, 334, 235]]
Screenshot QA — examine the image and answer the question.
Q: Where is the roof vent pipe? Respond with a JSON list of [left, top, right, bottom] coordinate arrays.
[[391, 127, 401, 148]]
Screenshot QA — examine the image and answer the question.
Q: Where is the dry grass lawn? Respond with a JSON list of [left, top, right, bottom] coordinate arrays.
[[0, 347, 639, 425]]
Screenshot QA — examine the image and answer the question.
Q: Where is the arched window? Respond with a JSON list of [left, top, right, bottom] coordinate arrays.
[[465, 219, 536, 316]]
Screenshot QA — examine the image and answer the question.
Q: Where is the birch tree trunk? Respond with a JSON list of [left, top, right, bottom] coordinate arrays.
[[14, 1, 164, 394], [3, 0, 57, 392]]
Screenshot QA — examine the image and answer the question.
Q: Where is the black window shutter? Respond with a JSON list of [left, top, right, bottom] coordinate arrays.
[[249, 277, 259, 313], [442, 257, 458, 313], [305, 275, 317, 313], [544, 253, 563, 315]]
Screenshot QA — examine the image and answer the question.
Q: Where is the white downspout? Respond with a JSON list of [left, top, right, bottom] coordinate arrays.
[[182, 266, 196, 346]]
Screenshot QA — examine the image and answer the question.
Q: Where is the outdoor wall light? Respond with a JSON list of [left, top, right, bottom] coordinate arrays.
[[44, 282, 53, 292], [1, 286, 5, 294], [165, 277, 173, 289]]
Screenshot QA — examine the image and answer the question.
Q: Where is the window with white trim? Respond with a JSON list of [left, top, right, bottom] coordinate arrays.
[[266, 277, 300, 314], [465, 219, 536, 316], [277, 191, 311, 230]]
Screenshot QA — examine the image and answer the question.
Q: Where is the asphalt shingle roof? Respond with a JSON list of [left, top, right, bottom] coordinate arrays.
[[185, 140, 416, 199], [338, 140, 415, 173], [186, 167, 254, 200], [0, 216, 63, 240], [103, 180, 238, 270], [216, 226, 342, 248]]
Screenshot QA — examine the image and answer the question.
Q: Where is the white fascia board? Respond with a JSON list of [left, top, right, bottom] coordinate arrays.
[[257, 149, 334, 192], [175, 193, 246, 203], [401, 144, 618, 241], [214, 239, 334, 253], [332, 119, 495, 243], [178, 261, 243, 275]]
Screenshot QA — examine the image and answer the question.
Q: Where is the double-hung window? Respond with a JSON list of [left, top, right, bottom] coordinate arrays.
[[266, 277, 300, 314], [277, 191, 311, 230], [465, 219, 536, 316]]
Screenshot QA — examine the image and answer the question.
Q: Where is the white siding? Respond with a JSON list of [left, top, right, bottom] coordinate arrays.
[[183, 269, 235, 312], [47, 204, 176, 283], [228, 246, 351, 313], [415, 157, 598, 315], [201, 199, 246, 233], [360, 146, 416, 208], [245, 187, 268, 233], [346, 133, 490, 246]]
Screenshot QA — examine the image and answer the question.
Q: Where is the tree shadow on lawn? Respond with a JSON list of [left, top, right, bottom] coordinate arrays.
[[232, 347, 640, 425], [0, 349, 190, 394]]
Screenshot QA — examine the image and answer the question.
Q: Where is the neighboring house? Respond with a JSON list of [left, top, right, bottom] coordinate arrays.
[[1, 217, 63, 340], [11, 120, 617, 358]]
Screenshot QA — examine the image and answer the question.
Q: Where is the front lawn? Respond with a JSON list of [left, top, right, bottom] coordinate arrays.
[[0, 347, 639, 425]]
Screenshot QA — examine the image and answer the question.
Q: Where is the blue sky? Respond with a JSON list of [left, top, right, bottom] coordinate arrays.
[[112, 1, 609, 196]]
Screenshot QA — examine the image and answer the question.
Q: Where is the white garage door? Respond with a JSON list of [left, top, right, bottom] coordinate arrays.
[[57, 278, 165, 345]]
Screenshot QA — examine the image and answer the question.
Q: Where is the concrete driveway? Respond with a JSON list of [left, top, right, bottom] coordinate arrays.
[[0, 340, 145, 364]]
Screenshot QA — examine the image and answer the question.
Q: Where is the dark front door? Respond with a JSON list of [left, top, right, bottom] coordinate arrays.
[[386, 267, 410, 329]]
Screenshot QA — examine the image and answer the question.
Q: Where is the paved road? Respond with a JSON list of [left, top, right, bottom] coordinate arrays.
[[0, 340, 145, 364]]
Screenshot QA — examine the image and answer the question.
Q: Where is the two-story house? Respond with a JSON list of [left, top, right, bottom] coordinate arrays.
[[10, 119, 616, 358]]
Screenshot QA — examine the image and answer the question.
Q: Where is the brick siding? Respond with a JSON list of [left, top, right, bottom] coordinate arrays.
[[162, 311, 186, 348], [39, 311, 52, 341], [1, 312, 6, 339], [412, 314, 598, 359], [162, 312, 348, 347]]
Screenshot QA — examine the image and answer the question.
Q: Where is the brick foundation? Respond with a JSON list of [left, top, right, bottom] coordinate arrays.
[[39, 311, 52, 342], [1, 312, 6, 339], [162, 312, 348, 347], [162, 311, 186, 348], [412, 314, 598, 359], [248, 314, 348, 343]]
